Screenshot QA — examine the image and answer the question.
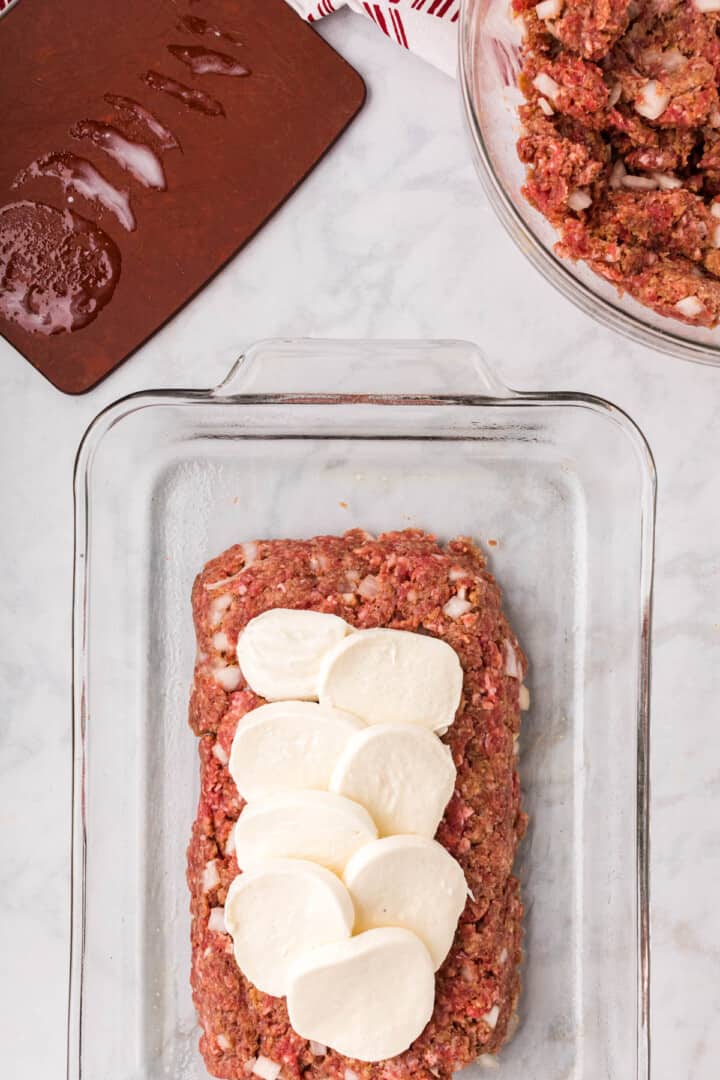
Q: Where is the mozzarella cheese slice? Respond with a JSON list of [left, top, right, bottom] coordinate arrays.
[[228, 701, 366, 801], [343, 836, 467, 970], [286, 927, 435, 1062], [237, 609, 352, 700], [330, 723, 456, 837], [223, 859, 355, 997], [233, 790, 378, 874], [318, 628, 463, 730]]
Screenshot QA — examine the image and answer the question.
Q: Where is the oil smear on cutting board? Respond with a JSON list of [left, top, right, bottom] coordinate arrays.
[[0, 11, 250, 336], [0, 202, 120, 335]]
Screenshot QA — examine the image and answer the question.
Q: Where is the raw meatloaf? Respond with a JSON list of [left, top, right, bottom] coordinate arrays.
[[514, 0, 720, 327], [187, 529, 527, 1080]]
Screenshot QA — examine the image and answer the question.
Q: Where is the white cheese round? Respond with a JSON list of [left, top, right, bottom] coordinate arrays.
[[236, 609, 352, 700], [330, 723, 456, 838], [224, 859, 355, 997], [286, 927, 435, 1062], [318, 628, 463, 731], [233, 790, 378, 875], [343, 835, 467, 969], [228, 701, 366, 801]]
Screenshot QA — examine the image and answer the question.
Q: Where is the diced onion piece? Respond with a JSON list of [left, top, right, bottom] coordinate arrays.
[[345, 1072, 360, 1080], [208, 907, 227, 933], [461, 960, 476, 983], [483, 1005, 501, 1029], [448, 567, 466, 582], [217, 1034, 231, 1051], [241, 541, 258, 568], [660, 48, 686, 73], [537, 96, 554, 116], [253, 1057, 282, 1080], [535, 0, 562, 19], [213, 742, 229, 765], [568, 188, 592, 211], [207, 573, 243, 592], [532, 73, 560, 101], [711, 202, 720, 219], [243, 1059, 257, 1075], [652, 172, 682, 191], [214, 664, 242, 691], [635, 80, 670, 121], [519, 684, 531, 711], [622, 174, 658, 191], [358, 574, 379, 598], [504, 640, 521, 679], [675, 296, 704, 317], [477, 1056, 500, 1071], [713, 224, 720, 248], [610, 159, 627, 189], [695, 0, 720, 12], [203, 859, 220, 892], [443, 595, 473, 619], [608, 82, 622, 107], [213, 631, 230, 652], [209, 593, 232, 626], [309, 1042, 327, 1056], [207, 547, 257, 596], [640, 46, 685, 73]]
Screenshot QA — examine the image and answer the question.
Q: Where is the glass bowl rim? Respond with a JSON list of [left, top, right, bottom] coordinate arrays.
[[458, 0, 720, 368]]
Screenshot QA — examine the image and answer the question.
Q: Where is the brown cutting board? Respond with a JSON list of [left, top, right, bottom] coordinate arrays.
[[0, 0, 365, 393]]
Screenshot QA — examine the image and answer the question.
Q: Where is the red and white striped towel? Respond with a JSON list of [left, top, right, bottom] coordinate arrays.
[[285, 0, 460, 76]]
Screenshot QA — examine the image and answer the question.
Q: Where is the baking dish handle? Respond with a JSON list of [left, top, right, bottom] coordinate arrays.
[[213, 338, 512, 398]]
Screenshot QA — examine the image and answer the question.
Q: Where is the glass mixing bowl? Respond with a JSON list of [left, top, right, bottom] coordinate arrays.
[[459, 0, 720, 366]]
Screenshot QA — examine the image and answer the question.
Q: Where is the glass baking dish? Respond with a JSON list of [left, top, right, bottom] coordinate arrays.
[[460, 0, 720, 366], [69, 339, 654, 1080]]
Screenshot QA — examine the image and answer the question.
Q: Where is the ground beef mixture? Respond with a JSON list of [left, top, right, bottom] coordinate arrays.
[[514, 0, 720, 327], [187, 529, 527, 1080]]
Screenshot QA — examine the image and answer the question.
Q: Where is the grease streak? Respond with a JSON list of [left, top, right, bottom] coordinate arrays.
[[178, 15, 243, 46], [104, 93, 181, 151], [0, 201, 120, 335], [13, 152, 136, 232], [71, 120, 166, 190], [168, 44, 250, 77], [142, 70, 225, 117]]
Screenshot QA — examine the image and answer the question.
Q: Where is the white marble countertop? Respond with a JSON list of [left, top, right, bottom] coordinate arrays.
[[1, 11, 718, 1079]]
